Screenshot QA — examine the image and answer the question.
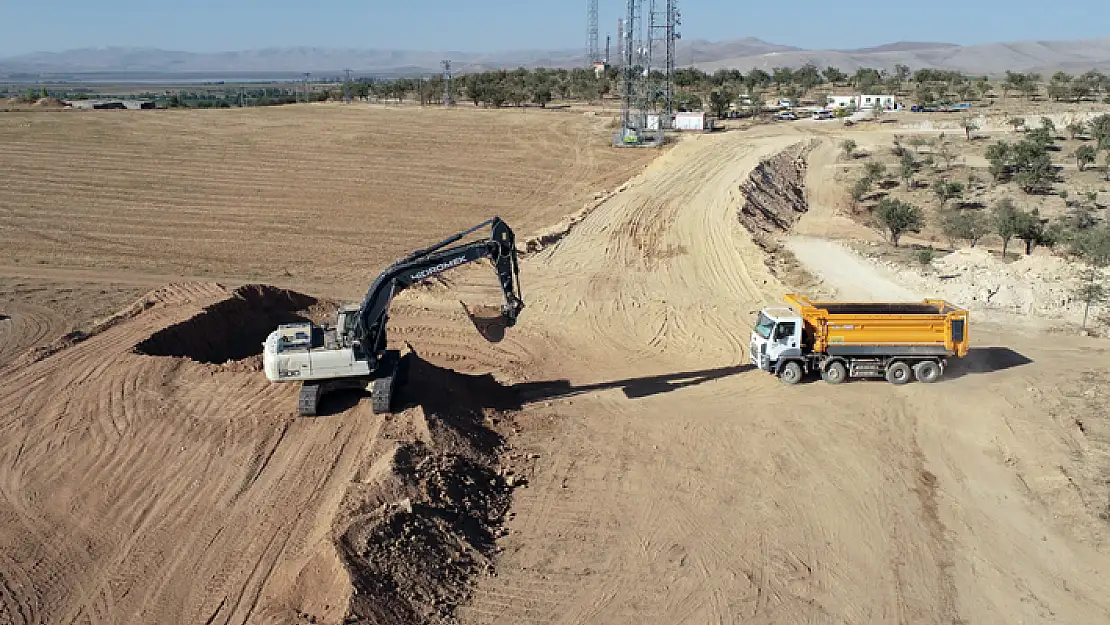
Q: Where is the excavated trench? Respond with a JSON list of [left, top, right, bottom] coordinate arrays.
[[133, 285, 324, 364]]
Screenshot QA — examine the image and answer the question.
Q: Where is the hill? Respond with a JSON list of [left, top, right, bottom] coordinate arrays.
[[3, 36, 1110, 78]]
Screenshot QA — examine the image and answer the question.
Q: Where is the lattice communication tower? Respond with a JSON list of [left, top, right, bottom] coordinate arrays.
[[586, 0, 601, 65]]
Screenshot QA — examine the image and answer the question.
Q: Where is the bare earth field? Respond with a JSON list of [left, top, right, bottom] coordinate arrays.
[[2, 104, 1110, 625], [0, 104, 654, 291]]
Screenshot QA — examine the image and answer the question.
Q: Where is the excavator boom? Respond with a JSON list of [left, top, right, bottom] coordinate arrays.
[[262, 217, 524, 417], [353, 217, 523, 356]]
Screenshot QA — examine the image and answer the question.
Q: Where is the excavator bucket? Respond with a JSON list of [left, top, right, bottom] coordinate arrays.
[[460, 300, 511, 343]]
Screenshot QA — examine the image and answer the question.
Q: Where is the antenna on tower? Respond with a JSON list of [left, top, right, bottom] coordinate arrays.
[[586, 0, 600, 66], [442, 60, 454, 107]]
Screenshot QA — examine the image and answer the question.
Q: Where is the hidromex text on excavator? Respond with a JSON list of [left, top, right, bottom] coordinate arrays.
[[261, 217, 524, 416]]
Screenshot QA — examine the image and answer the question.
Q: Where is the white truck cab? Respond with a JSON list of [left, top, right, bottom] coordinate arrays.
[[749, 307, 804, 372]]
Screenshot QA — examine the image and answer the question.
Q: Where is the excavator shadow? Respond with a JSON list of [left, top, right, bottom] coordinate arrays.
[[514, 364, 755, 403], [358, 353, 750, 440], [945, 347, 1033, 379]]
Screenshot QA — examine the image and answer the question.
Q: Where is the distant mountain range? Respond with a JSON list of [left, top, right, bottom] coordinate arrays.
[[4, 36, 1110, 79]]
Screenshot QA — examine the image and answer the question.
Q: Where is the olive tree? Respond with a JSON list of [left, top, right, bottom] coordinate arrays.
[[874, 198, 924, 247]]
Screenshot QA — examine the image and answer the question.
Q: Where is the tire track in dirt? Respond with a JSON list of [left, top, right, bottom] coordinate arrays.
[[0, 284, 385, 625], [0, 303, 62, 370], [461, 128, 1019, 624]]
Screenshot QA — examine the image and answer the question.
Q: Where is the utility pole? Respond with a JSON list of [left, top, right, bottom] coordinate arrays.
[[302, 72, 311, 103], [442, 60, 454, 106], [343, 68, 352, 104]]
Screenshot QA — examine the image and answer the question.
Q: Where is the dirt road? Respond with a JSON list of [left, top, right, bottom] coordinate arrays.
[[460, 130, 1110, 625]]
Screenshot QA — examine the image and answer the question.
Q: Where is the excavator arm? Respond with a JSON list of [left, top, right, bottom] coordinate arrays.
[[351, 217, 524, 358]]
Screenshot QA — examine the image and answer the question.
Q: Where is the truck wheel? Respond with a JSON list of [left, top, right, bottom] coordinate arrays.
[[779, 361, 803, 385], [913, 360, 941, 383], [822, 361, 847, 384], [885, 361, 911, 385]]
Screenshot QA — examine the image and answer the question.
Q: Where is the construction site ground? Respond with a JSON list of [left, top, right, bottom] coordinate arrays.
[[1, 105, 1109, 625]]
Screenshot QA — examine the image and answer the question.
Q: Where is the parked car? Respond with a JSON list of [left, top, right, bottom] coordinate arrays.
[[773, 112, 797, 121]]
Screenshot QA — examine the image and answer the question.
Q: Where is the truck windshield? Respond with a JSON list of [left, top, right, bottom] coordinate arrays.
[[754, 312, 775, 339]]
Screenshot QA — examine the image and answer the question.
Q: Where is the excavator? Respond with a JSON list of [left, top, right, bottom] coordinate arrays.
[[262, 217, 524, 416]]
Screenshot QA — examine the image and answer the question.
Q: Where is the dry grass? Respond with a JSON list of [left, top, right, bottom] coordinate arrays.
[[0, 104, 657, 287]]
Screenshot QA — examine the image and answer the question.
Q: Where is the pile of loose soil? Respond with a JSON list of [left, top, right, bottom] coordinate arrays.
[[884, 247, 1110, 330], [332, 351, 526, 624], [32, 97, 69, 109]]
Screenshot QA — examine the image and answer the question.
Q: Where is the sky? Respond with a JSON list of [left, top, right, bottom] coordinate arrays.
[[0, 0, 1107, 57]]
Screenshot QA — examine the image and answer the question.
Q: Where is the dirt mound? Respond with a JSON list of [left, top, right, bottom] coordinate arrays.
[[395, 351, 519, 457], [337, 443, 510, 624], [332, 350, 525, 624], [880, 247, 1110, 330], [18, 291, 158, 365], [133, 284, 323, 364], [32, 97, 69, 109], [521, 187, 627, 253]]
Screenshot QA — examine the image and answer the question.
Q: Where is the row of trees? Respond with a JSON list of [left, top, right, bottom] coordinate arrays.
[[10, 65, 1110, 112]]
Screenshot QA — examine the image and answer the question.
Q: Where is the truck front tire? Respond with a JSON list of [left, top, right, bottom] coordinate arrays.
[[822, 361, 847, 384], [885, 361, 911, 385], [913, 360, 941, 383], [779, 361, 803, 385]]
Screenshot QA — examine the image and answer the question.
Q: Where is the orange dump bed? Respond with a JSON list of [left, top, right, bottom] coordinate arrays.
[[784, 294, 970, 358]]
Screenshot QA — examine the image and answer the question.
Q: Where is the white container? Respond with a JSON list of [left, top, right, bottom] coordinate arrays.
[[674, 112, 706, 131]]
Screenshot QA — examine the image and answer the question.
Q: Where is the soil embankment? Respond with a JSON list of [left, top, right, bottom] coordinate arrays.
[[736, 139, 827, 294]]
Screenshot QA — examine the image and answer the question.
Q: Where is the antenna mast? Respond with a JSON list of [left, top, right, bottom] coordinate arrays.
[[586, 0, 600, 65]]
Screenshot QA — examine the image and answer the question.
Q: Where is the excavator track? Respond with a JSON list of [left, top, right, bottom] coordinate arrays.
[[371, 350, 400, 414], [298, 382, 321, 417]]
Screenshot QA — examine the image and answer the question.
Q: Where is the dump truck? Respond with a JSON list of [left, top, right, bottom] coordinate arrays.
[[750, 294, 969, 385]]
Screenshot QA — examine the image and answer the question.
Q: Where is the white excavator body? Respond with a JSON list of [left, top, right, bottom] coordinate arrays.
[[262, 304, 372, 383]]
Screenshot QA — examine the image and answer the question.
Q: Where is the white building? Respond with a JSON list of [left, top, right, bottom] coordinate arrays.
[[827, 95, 856, 110], [859, 94, 897, 110], [824, 94, 900, 111]]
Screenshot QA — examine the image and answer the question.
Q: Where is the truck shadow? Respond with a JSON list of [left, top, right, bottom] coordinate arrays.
[[513, 364, 754, 402], [945, 347, 1033, 379]]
